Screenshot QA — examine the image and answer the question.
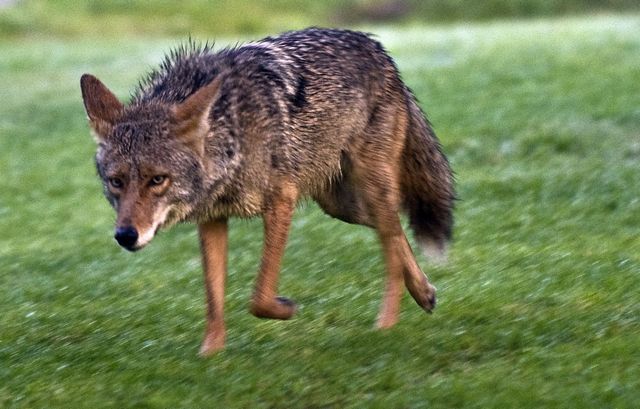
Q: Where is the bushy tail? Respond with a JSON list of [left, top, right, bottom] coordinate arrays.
[[401, 91, 455, 260]]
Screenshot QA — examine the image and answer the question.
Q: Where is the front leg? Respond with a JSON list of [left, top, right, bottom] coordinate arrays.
[[198, 219, 228, 356], [250, 182, 298, 320]]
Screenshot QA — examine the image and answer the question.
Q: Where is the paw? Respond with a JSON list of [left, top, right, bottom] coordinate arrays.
[[408, 281, 437, 313], [404, 271, 437, 313], [198, 332, 225, 357], [418, 283, 437, 313], [250, 296, 298, 320]]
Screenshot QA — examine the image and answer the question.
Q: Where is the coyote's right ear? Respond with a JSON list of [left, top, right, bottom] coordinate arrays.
[[80, 74, 124, 142]]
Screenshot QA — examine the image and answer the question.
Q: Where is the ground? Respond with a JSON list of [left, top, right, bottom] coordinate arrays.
[[0, 12, 639, 409]]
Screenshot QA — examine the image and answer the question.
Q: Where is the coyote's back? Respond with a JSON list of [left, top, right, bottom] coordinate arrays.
[[81, 28, 455, 355]]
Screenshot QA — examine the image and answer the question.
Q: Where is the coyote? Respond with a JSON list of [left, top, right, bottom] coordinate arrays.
[[80, 28, 454, 356]]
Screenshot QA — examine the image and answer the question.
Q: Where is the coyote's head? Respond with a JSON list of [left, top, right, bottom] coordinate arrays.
[[80, 74, 222, 251]]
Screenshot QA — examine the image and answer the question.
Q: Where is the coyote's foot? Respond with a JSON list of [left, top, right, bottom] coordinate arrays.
[[199, 331, 225, 357], [250, 296, 297, 320], [414, 282, 437, 313]]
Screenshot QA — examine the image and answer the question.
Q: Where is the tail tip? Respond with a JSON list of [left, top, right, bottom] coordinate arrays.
[[417, 236, 449, 265]]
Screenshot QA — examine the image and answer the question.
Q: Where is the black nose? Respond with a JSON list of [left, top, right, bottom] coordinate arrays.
[[114, 226, 138, 250]]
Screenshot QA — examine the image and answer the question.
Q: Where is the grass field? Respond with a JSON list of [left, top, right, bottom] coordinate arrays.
[[1, 12, 640, 409], [1, 0, 638, 37]]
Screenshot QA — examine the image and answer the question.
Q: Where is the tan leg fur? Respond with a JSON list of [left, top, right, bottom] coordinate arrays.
[[198, 219, 228, 356], [249, 180, 299, 320]]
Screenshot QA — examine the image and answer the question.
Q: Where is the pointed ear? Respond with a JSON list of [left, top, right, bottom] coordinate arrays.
[[80, 74, 124, 142], [171, 76, 224, 155]]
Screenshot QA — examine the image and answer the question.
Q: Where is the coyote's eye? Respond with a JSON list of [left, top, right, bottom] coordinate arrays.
[[149, 175, 166, 186], [109, 177, 124, 189]]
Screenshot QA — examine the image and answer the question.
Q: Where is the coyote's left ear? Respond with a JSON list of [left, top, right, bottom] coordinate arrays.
[[80, 74, 124, 143], [171, 76, 224, 156]]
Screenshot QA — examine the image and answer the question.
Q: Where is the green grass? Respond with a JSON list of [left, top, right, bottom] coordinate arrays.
[[1, 13, 640, 409], [1, 0, 639, 37]]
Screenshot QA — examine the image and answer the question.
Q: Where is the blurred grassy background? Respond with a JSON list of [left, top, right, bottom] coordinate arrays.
[[1, 0, 639, 37], [1, 1, 639, 408]]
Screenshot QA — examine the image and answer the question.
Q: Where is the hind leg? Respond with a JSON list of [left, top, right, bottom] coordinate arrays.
[[350, 104, 436, 327], [377, 225, 409, 328], [351, 160, 408, 328], [400, 235, 437, 313], [315, 159, 415, 326], [317, 162, 437, 325], [357, 167, 437, 327]]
